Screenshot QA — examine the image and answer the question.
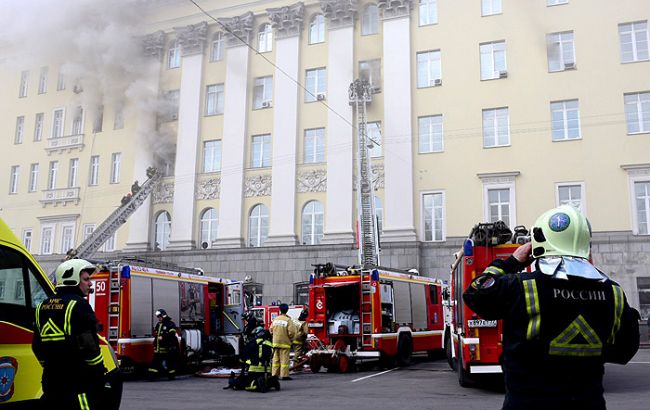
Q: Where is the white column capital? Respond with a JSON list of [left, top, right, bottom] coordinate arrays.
[[142, 30, 166, 60], [320, 0, 358, 30], [174, 21, 208, 56], [218, 12, 254, 47], [267, 2, 305, 39], [378, 0, 412, 19]]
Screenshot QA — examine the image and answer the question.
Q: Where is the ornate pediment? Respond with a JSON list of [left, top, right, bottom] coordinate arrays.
[[196, 178, 221, 200], [245, 174, 272, 197], [297, 169, 327, 193], [153, 182, 174, 204]]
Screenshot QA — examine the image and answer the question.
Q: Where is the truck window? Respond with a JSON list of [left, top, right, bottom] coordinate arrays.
[[429, 285, 438, 305], [0, 245, 49, 329]]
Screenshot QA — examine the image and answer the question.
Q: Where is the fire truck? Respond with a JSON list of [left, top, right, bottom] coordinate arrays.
[[251, 304, 305, 329], [89, 259, 255, 372], [306, 263, 445, 373], [444, 221, 528, 386]]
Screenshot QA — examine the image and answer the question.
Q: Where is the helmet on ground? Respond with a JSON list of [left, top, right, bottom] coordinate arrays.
[[531, 205, 591, 260], [155, 309, 168, 318], [279, 303, 289, 314], [55, 259, 96, 288]]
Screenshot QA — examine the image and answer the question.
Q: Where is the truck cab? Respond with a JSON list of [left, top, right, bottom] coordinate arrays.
[[0, 218, 122, 408]]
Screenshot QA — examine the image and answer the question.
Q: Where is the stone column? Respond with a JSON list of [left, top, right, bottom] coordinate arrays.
[[213, 13, 254, 248], [168, 22, 207, 250], [266, 3, 304, 246], [125, 31, 166, 252], [378, 0, 416, 241], [320, 0, 356, 245]]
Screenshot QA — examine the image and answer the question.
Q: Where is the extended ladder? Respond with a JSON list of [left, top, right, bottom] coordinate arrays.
[[359, 269, 374, 348], [107, 266, 121, 344]]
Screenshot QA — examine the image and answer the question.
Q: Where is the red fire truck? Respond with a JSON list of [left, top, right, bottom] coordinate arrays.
[[89, 259, 252, 372], [444, 222, 528, 386], [307, 263, 445, 373], [251, 305, 305, 329]]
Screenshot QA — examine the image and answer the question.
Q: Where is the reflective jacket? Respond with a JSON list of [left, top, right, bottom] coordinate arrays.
[[292, 319, 308, 346], [269, 314, 296, 349], [153, 317, 178, 353], [463, 256, 640, 410], [248, 335, 273, 373], [32, 287, 106, 394]]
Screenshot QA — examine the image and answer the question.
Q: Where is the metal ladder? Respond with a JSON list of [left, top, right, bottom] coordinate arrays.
[[107, 266, 121, 344], [359, 269, 374, 348]]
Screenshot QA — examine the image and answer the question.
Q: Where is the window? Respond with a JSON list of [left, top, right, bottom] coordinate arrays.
[[487, 188, 512, 226], [93, 105, 104, 133], [47, 161, 58, 190], [480, 41, 507, 80], [205, 84, 225, 116], [547, 31, 576, 72], [361, 4, 379, 35], [417, 50, 442, 88], [258, 23, 273, 53], [34, 113, 44, 141], [57, 70, 66, 91], [22, 229, 32, 252], [551, 99, 580, 140], [71, 106, 84, 135], [419, 115, 444, 153], [168, 40, 180, 69], [60, 224, 74, 254], [0, 279, 4, 299], [556, 183, 585, 213], [419, 0, 437, 26], [83, 224, 96, 241], [9, 166, 19, 194], [38, 67, 48, 94], [40, 226, 54, 255], [248, 204, 269, 247], [89, 156, 99, 186], [304, 128, 325, 164], [114, 105, 124, 130], [29, 164, 39, 193], [102, 233, 116, 252], [15, 116, 24, 144], [14, 280, 24, 300], [301, 201, 324, 245], [203, 140, 222, 173], [367, 122, 382, 158], [359, 59, 381, 92], [634, 181, 650, 235], [162, 90, 180, 122], [294, 282, 310, 305], [625, 92, 650, 134], [251, 134, 272, 168], [200, 208, 219, 248], [547, 0, 568, 5], [619, 21, 649, 63], [375, 196, 383, 233], [19, 70, 29, 98], [637, 277, 650, 319], [211, 32, 224, 62], [482, 107, 510, 147], [253, 76, 273, 109], [154, 211, 171, 251], [423, 192, 445, 241], [52, 108, 64, 138], [309, 14, 325, 44], [68, 158, 79, 188], [482, 0, 502, 16], [110, 153, 121, 184], [305, 68, 327, 102]]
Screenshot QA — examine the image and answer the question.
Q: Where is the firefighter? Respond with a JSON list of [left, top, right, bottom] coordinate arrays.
[[148, 308, 179, 380], [292, 308, 309, 366], [32, 259, 107, 409], [243, 310, 259, 343], [463, 205, 640, 410], [270, 303, 296, 380]]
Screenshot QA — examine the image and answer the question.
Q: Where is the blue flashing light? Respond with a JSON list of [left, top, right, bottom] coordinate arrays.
[[371, 269, 379, 282], [121, 265, 131, 279], [463, 239, 474, 257], [309, 273, 314, 285]]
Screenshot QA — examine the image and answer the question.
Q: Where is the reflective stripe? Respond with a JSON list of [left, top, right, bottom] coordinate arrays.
[[64, 300, 77, 335], [273, 343, 291, 349], [523, 279, 541, 340], [484, 266, 505, 276], [86, 353, 104, 366], [78, 392, 90, 410], [608, 285, 624, 344], [292, 340, 302, 345], [549, 314, 602, 357], [40, 318, 65, 342], [35, 301, 43, 333]]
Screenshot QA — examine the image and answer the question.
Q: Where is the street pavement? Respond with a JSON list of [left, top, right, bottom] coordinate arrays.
[[121, 349, 650, 410]]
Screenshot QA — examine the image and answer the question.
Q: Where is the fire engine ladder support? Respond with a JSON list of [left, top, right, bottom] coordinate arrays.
[[108, 268, 121, 343], [360, 270, 373, 348], [67, 167, 161, 260], [349, 79, 379, 268]]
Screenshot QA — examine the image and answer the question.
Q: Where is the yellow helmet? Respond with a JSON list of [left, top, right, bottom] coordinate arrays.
[[531, 205, 591, 259], [55, 259, 96, 287]]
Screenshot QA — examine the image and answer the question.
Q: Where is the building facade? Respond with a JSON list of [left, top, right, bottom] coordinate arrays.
[[1, 0, 649, 316]]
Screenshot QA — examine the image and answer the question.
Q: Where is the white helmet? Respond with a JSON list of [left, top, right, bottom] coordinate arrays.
[[55, 259, 96, 287]]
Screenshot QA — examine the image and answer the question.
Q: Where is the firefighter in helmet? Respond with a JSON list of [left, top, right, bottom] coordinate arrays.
[[270, 303, 296, 380], [463, 205, 640, 410], [32, 259, 106, 409], [148, 308, 179, 380], [292, 308, 309, 364]]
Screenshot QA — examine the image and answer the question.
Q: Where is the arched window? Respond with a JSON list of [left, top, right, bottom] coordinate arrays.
[[301, 201, 324, 245], [248, 204, 269, 247], [211, 32, 224, 62], [309, 14, 325, 44], [258, 23, 273, 53], [375, 196, 383, 233], [154, 211, 171, 251], [199, 208, 218, 249], [361, 4, 379, 36]]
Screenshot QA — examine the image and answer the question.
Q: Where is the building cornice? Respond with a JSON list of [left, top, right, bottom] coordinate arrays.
[[174, 21, 208, 56], [320, 0, 357, 30], [218, 12, 255, 47], [378, 0, 412, 20], [267, 2, 305, 39], [477, 171, 520, 184]]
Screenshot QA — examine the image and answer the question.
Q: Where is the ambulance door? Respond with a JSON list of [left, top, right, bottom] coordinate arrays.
[[223, 282, 244, 334]]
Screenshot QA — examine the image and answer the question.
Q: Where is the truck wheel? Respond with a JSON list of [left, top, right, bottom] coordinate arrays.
[[457, 344, 471, 388], [310, 356, 322, 373], [396, 334, 412, 367], [444, 331, 454, 370], [379, 352, 395, 369]]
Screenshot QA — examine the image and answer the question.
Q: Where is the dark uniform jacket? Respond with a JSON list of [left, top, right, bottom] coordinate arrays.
[[463, 256, 640, 410], [32, 287, 106, 395], [153, 317, 178, 353]]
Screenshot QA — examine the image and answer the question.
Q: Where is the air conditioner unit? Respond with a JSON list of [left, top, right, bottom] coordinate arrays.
[[433, 78, 442, 86], [316, 93, 326, 101], [498, 70, 508, 78], [261, 101, 272, 108], [564, 62, 576, 70]]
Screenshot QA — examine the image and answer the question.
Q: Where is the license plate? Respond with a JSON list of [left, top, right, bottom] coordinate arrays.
[[467, 319, 497, 328]]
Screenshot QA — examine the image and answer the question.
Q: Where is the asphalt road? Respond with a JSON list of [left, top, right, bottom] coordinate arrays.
[[121, 349, 650, 410]]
